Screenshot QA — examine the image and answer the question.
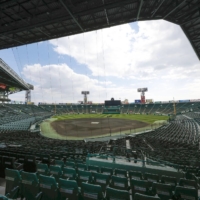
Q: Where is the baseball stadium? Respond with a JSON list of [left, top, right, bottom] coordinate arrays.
[[0, 1, 200, 200]]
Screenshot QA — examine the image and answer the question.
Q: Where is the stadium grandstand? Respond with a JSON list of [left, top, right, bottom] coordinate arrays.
[[0, 0, 200, 200]]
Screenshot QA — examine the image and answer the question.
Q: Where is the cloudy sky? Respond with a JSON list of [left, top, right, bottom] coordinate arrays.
[[0, 20, 200, 104]]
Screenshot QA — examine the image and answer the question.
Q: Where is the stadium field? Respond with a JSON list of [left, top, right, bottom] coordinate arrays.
[[40, 114, 168, 140]]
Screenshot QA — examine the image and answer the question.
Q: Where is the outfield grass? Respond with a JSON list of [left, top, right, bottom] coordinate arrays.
[[52, 114, 168, 124]]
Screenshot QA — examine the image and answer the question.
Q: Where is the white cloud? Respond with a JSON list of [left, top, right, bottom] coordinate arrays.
[[50, 20, 200, 80], [21, 63, 136, 103], [9, 20, 200, 103]]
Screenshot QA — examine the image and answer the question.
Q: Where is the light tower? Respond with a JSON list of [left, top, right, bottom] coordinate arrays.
[[25, 90, 31, 103], [137, 88, 148, 104], [81, 91, 89, 104]]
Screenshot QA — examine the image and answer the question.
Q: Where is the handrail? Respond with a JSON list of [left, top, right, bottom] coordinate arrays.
[[87, 153, 182, 171]]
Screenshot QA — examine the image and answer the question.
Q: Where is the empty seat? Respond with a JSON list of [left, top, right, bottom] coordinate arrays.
[[77, 163, 87, 171], [152, 182, 173, 200], [179, 178, 198, 189], [49, 165, 62, 182], [17, 154, 25, 164], [106, 187, 130, 200], [0, 195, 8, 200], [65, 161, 75, 169], [37, 163, 49, 176], [55, 160, 65, 169], [144, 173, 159, 186], [110, 175, 129, 190], [93, 172, 110, 191], [21, 171, 41, 200], [101, 167, 113, 176], [161, 175, 177, 190], [129, 171, 143, 180], [39, 174, 59, 200], [81, 182, 104, 200], [51, 154, 61, 160], [88, 165, 99, 173], [130, 179, 150, 197], [42, 154, 54, 166], [3, 157, 23, 177], [5, 169, 21, 199], [175, 186, 198, 200], [115, 169, 127, 177], [134, 193, 160, 200], [59, 178, 79, 200], [77, 170, 92, 186], [62, 167, 77, 180]]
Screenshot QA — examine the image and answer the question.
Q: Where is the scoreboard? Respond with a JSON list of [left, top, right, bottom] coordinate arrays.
[[105, 98, 121, 106]]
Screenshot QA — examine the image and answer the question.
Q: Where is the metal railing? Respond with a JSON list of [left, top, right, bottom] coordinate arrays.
[[0, 58, 32, 89]]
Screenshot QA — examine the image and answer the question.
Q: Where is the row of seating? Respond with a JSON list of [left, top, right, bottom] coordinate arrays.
[[4, 168, 199, 200], [37, 162, 199, 191]]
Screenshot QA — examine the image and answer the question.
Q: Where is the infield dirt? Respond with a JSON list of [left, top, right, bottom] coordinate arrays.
[[51, 118, 149, 137]]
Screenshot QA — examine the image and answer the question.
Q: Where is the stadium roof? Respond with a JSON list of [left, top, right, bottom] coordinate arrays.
[[0, 58, 33, 93], [0, 0, 200, 59]]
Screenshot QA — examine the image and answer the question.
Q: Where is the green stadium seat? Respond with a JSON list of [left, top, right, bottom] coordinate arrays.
[[106, 187, 130, 200], [152, 182, 173, 200], [175, 186, 198, 200], [129, 171, 143, 180], [130, 179, 150, 197], [77, 163, 87, 171], [65, 161, 75, 169], [39, 174, 59, 200], [62, 167, 77, 180], [81, 182, 104, 200], [67, 158, 75, 163], [115, 168, 127, 177], [3, 156, 23, 176], [21, 171, 42, 200], [134, 193, 160, 200], [144, 173, 159, 186], [17, 154, 25, 164], [37, 163, 49, 176], [93, 172, 110, 191], [76, 158, 84, 164], [88, 165, 99, 173], [51, 154, 62, 160], [5, 169, 21, 199], [55, 160, 65, 169], [110, 175, 129, 190], [179, 178, 198, 189], [0, 195, 8, 200], [161, 175, 177, 190], [101, 167, 113, 176], [41, 154, 54, 166], [59, 178, 79, 200], [49, 165, 62, 182], [77, 170, 92, 186]]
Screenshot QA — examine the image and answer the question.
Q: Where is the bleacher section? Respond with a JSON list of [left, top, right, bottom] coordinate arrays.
[[102, 106, 121, 114], [0, 104, 200, 199], [0, 128, 200, 200], [36, 101, 200, 115], [0, 104, 52, 132]]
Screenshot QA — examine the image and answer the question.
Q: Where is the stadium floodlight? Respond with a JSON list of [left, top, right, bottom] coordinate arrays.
[[137, 88, 148, 104], [81, 91, 89, 104], [137, 88, 148, 92]]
